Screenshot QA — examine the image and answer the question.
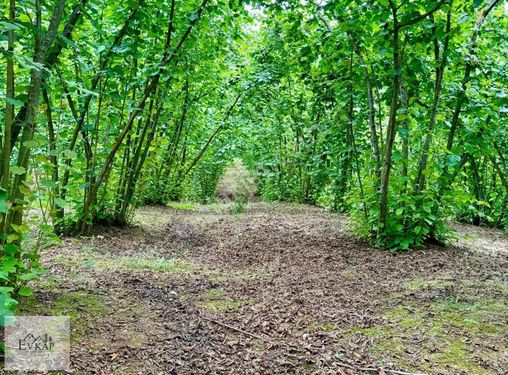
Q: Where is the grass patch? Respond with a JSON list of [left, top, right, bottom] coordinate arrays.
[[403, 277, 454, 292], [203, 288, 226, 299], [38, 275, 65, 290], [345, 278, 508, 374], [51, 254, 79, 267], [322, 322, 336, 331], [53, 254, 195, 274], [197, 287, 249, 311], [228, 196, 249, 214], [341, 266, 359, 280], [435, 338, 471, 370], [16, 291, 107, 339], [94, 256, 194, 273], [166, 201, 199, 211], [59, 256, 195, 273], [52, 291, 106, 318], [80, 245, 96, 253], [348, 325, 407, 361], [365, 296, 508, 373], [129, 333, 147, 348]]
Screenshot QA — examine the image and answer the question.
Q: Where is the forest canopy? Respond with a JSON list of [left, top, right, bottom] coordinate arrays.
[[0, 0, 507, 312]]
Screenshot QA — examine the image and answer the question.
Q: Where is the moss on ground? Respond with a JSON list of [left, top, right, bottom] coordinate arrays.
[[403, 277, 454, 292], [53, 253, 195, 274], [53, 291, 106, 317], [322, 322, 336, 332], [196, 287, 249, 311], [16, 291, 107, 340], [94, 256, 194, 273], [203, 288, 226, 299], [129, 333, 147, 348], [348, 277, 508, 374], [38, 275, 65, 290]]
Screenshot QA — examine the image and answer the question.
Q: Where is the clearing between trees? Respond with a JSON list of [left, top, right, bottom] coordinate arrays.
[[1, 1, 508, 373], [13, 202, 508, 374]]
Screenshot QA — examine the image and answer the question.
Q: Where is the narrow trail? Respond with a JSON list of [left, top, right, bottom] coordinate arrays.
[[11, 203, 508, 374]]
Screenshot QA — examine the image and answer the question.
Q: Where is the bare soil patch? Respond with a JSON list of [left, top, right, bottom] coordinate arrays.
[[8, 202, 508, 374]]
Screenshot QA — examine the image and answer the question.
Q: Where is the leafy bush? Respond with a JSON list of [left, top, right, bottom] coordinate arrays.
[[229, 195, 249, 214]]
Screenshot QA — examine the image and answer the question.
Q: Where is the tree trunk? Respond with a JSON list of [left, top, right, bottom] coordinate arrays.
[[415, 11, 451, 194], [1, 0, 16, 234], [8, 0, 67, 229], [446, 0, 500, 152], [378, 20, 400, 233]]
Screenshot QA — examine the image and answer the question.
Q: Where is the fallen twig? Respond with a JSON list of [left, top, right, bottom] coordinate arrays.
[[337, 361, 427, 375], [202, 316, 426, 375]]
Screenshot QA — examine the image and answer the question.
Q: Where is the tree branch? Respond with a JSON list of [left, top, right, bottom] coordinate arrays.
[[397, 0, 447, 28]]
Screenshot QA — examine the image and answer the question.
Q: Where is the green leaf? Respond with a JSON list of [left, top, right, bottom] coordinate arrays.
[[40, 179, 58, 188], [23, 140, 39, 148], [112, 45, 131, 54], [11, 224, 29, 234], [63, 149, 77, 160], [39, 224, 54, 234], [0, 21, 24, 31], [17, 287, 33, 297], [5, 97, 24, 107], [10, 166, 26, 175], [457, 14, 470, 25], [6, 234, 19, 243], [473, 0, 483, 8], [19, 269, 46, 281], [0, 189, 8, 214], [54, 198, 67, 208], [3, 244, 21, 256]]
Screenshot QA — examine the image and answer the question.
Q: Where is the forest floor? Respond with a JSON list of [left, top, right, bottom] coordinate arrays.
[[10, 201, 508, 375]]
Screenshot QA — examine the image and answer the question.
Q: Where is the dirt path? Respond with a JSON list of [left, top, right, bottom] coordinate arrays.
[[10, 203, 508, 374], [452, 222, 508, 257]]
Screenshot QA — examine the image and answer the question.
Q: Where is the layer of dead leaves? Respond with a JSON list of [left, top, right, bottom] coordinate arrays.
[[10, 203, 508, 374]]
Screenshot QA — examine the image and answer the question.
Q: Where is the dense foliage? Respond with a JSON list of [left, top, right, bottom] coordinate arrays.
[[0, 0, 507, 313], [239, 0, 508, 249]]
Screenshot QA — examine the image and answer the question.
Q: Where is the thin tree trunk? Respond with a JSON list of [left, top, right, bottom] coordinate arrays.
[[1, 0, 16, 234], [42, 87, 63, 233], [378, 0, 446, 234], [80, 0, 208, 232], [59, 7, 140, 202], [446, 0, 500, 152], [378, 14, 400, 233], [347, 49, 368, 220], [415, 11, 451, 194], [6, 0, 87, 158], [399, 76, 409, 196], [8, 0, 67, 229], [182, 91, 243, 179], [351, 41, 380, 179]]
